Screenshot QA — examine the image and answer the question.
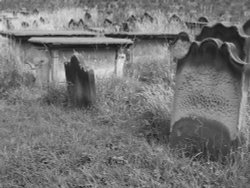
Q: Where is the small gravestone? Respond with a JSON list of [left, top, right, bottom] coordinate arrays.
[[141, 12, 154, 23], [122, 22, 129, 32], [169, 14, 182, 24], [85, 12, 92, 20], [21, 21, 29, 28], [196, 23, 250, 61], [127, 14, 137, 24], [116, 53, 126, 77], [32, 20, 38, 28], [68, 18, 78, 29], [170, 32, 191, 60], [64, 55, 96, 108], [33, 8, 39, 15], [104, 18, 113, 27], [78, 19, 88, 30], [170, 38, 250, 159], [40, 17, 45, 24], [198, 16, 209, 23]]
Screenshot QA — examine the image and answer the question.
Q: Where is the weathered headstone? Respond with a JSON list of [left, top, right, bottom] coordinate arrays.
[[85, 12, 92, 20], [170, 38, 250, 159], [32, 20, 38, 28], [32, 8, 39, 15], [78, 19, 88, 30], [39, 16, 45, 24], [198, 16, 209, 23], [21, 21, 29, 28], [64, 55, 96, 108], [116, 53, 126, 77], [170, 32, 191, 60], [196, 23, 250, 61], [68, 18, 78, 30], [141, 12, 154, 23], [169, 14, 182, 24]]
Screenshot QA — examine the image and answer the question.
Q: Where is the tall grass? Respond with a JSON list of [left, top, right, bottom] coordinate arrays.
[[3, 6, 190, 34]]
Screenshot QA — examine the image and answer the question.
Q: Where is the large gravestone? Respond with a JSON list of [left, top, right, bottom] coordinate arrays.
[[170, 38, 250, 159], [196, 23, 250, 61], [64, 55, 96, 108]]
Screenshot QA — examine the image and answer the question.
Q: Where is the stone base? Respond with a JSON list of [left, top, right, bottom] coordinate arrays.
[[170, 117, 240, 160]]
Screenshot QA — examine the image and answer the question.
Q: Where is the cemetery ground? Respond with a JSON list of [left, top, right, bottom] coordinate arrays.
[[0, 5, 250, 188], [0, 36, 250, 187]]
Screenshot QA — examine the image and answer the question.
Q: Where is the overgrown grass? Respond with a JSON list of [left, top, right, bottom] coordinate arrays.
[[0, 41, 250, 187], [0, 7, 250, 187], [3, 6, 190, 34], [0, 76, 250, 187]]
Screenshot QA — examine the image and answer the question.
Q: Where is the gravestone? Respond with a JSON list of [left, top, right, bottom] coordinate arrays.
[[33, 20, 38, 28], [169, 14, 182, 24], [68, 19, 78, 29], [21, 21, 29, 28], [33, 8, 39, 15], [64, 55, 96, 108], [116, 53, 126, 77], [170, 32, 191, 60], [85, 12, 92, 20], [141, 12, 154, 23], [40, 17, 45, 24], [198, 16, 209, 23], [196, 23, 250, 61], [78, 19, 88, 30], [170, 38, 250, 159]]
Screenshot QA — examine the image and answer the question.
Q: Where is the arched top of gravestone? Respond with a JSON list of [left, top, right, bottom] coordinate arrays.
[[21, 21, 29, 28], [141, 12, 154, 23], [198, 16, 209, 23], [40, 17, 45, 24], [104, 17, 113, 25], [32, 8, 39, 15], [68, 18, 77, 28], [242, 19, 250, 35], [78, 19, 88, 29], [127, 14, 138, 23], [169, 14, 182, 23], [178, 38, 246, 75], [170, 31, 190, 46], [196, 22, 249, 61], [85, 12, 92, 20]]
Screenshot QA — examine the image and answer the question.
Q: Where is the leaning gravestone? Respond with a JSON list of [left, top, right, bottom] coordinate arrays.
[[64, 55, 96, 108], [170, 38, 250, 159]]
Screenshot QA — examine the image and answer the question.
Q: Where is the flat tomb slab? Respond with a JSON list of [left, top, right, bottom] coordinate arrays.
[[104, 32, 178, 40], [28, 37, 133, 46], [0, 30, 97, 38]]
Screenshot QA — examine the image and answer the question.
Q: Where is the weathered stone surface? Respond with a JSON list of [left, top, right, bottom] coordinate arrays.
[[64, 55, 96, 108], [170, 32, 191, 60], [170, 38, 249, 158]]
